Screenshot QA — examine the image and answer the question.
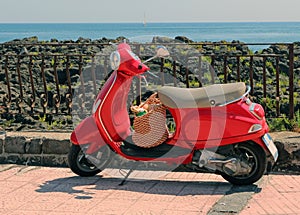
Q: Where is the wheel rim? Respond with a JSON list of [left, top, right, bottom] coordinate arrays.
[[76, 145, 112, 172], [76, 147, 98, 173], [233, 145, 259, 179]]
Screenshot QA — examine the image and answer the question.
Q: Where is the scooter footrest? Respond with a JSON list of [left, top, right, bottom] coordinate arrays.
[[121, 136, 190, 158]]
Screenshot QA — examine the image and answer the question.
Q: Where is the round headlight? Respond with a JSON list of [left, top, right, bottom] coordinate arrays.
[[110, 51, 120, 70]]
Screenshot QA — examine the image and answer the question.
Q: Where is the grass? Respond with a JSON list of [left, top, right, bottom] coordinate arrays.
[[268, 111, 300, 132], [292, 110, 300, 131], [268, 116, 291, 131]]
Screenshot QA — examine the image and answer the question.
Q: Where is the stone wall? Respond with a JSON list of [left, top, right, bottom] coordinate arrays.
[[0, 131, 299, 172], [0, 132, 70, 167], [271, 132, 300, 172]]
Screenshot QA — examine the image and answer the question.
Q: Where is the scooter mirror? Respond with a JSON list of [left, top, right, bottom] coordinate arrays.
[[142, 46, 170, 64], [156, 46, 170, 58]]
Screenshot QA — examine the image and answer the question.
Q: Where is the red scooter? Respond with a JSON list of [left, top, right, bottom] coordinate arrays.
[[68, 42, 278, 185]]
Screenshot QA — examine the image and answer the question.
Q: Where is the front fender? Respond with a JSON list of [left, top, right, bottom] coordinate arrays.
[[71, 116, 106, 154]]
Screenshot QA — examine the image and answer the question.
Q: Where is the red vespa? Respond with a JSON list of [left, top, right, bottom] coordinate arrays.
[[68, 42, 278, 185]]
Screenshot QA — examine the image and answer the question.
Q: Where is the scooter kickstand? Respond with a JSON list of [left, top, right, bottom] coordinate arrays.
[[119, 162, 139, 186]]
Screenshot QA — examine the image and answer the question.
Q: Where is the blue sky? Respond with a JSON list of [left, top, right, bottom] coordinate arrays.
[[0, 0, 300, 23]]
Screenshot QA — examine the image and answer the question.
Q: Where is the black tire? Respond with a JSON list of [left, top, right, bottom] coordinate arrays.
[[221, 142, 267, 185], [68, 144, 111, 177]]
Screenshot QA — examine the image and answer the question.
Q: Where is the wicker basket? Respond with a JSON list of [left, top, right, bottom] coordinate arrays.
[[131, 94, 169, 148]]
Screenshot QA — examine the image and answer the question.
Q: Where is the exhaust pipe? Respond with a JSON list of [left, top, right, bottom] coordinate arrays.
[[85, 155, 101, 165], [207, 158, 237, 164]]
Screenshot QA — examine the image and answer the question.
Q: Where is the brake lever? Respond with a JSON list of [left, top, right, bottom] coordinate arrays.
[[138, 75, 148, 86], [146, 71, 159, 79]]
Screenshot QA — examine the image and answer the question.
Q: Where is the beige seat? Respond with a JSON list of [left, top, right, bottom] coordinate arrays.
[[158, 82, 246, 108]]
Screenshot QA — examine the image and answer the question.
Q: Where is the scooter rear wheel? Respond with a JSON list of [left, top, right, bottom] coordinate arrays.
[[220, 142, 267, 185], [68, 144, 110, 177]]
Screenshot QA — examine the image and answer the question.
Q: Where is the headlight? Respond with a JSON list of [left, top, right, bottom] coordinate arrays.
[[110, 51, 120, 70]]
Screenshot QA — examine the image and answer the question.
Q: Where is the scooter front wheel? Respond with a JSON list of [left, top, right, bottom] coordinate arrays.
[[220, 142, 267, 185], [68, 144, 110, 177]]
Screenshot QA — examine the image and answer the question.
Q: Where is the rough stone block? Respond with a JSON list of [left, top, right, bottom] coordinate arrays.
[[293, 149, 300, 161], [6, 155, 22, 164], [0, 156, 6, 163], [42, 139, 71, 154], [271, 132, 300, 172], [25, 138, 42, 154], [0, 139, 3, 154], [4, 136, 26, 154], [42, 155, 68, 167], [24, 156, 42, 166]]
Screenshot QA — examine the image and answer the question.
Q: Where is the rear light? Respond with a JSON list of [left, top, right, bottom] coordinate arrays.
[[249, 103, 265, 120]]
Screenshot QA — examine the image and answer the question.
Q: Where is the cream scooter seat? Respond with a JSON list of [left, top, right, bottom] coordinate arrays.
[[157, 82, 246, 108]]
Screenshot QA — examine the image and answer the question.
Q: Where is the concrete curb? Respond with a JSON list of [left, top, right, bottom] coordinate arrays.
[[0, 131, 299, 172]]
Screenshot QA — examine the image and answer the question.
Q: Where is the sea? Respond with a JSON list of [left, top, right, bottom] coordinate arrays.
[[1, 22, 300, 50]]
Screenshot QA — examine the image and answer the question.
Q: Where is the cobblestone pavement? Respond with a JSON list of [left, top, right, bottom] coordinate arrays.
[[0, 164, 299, 215]]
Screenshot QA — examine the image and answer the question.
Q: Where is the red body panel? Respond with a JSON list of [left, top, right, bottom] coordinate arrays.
[[167, 100, 268, 149], [70, 116, 106, 154], [95, 71, 132, 142]]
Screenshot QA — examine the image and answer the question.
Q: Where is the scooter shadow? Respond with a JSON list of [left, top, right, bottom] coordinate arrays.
[[35, 173, 261, 199]]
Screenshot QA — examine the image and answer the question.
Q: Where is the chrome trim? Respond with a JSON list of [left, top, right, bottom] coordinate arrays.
[[97, 73, 117, 142], [248, 124, 263, 133], [92, 99, 101, 114], [218, 85, 251, 107], [208, 158, 237, 164]]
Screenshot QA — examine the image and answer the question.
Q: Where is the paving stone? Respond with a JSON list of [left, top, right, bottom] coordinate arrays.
[[0, 165, 300, 214]]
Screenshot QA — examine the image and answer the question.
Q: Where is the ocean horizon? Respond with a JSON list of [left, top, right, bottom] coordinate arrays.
[[1, 22, 300, 49]]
